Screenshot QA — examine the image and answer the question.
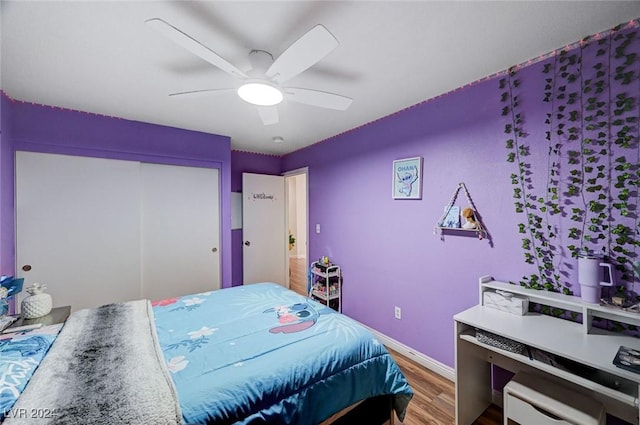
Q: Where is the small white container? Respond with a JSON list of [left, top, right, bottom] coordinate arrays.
[[483, 289, 529, 315]]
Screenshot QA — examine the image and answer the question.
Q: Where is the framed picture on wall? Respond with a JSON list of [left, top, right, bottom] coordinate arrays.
[[392, 156, 423, 199]]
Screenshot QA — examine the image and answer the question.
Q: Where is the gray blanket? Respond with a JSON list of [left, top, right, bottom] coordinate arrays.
[[4, 300, 182, 425]]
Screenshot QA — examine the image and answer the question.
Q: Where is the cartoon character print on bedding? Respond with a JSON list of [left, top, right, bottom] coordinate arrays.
[[264, 302, 330, 334]]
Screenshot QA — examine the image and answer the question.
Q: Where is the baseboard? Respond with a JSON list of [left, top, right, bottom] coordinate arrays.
[[361, 324, 455, 382]]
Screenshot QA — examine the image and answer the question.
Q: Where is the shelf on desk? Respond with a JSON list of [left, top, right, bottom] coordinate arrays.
[[459, 330, 638, 407], [481, 280, 584, 311], [481, 278, 640, 332]]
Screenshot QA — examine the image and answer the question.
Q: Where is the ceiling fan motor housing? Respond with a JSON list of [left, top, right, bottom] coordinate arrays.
[[247, 50, 275, 76]]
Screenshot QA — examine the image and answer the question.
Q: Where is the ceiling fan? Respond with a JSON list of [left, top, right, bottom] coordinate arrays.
[[146, 18, 353, 125]]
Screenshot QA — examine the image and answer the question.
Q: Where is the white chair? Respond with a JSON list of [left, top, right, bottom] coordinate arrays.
[[503, 372, 605, 425]]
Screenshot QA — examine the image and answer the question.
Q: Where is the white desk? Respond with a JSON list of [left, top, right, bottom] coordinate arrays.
[[454, 278, 640, 425]]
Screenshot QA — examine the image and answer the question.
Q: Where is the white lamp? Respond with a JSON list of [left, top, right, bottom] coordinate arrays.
[[237, 82, 283, 106]]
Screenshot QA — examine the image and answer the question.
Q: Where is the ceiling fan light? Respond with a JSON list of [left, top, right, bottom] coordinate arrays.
[[237, 82, 283, 106]]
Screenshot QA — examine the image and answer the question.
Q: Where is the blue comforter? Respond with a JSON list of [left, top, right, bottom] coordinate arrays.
[[153, 283, 412, 425], [0, 324, 62, 421]]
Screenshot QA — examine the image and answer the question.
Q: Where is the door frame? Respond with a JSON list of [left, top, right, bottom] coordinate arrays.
[[283, 167, 309, 289]]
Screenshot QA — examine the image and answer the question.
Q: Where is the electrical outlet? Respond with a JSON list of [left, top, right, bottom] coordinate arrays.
[[394, 306, 402, 320]]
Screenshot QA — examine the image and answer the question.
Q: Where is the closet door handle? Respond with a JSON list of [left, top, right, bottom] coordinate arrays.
[[211, 247, 218, 253], [244, 241, 251, 246]]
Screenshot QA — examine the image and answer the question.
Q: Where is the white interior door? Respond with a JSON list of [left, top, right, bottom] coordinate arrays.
[[16, 151, 142, 311], [141, 163, 220, 301], [242, 173, 286, 285]]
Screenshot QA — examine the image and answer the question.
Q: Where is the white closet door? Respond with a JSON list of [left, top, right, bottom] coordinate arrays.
[[141, 163, 220, 301], [16, 151, 142, 311]]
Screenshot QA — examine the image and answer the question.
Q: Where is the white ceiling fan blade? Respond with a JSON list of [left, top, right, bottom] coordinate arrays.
[[169, 88, 236, 97], [285, 87, 352, 110], [257, 106, 279, 125], [266, 25, 338, 85], [146, 18, 247, 79]]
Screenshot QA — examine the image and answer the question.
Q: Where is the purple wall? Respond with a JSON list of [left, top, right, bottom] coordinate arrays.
[[230, 151, 282, 285], [282, 22, 640, 368], [0, 96, 15, 277], [4, 98, 233, 288], [283, 81, 514, 366]]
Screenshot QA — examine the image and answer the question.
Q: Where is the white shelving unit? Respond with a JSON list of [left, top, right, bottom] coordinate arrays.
[[479, 275, 640, 334], [309, 261, 341, 312]]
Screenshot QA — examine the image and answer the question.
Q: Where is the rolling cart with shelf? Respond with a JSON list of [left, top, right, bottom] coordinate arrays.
[[308, 261, 341, 312]]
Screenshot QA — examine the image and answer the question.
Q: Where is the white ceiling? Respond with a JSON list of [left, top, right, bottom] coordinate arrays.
[[2, 1, 639, 155]]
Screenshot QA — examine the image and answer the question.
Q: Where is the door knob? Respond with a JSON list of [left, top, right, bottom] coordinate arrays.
[[22, 265, 32, 272], [244, 241, 251, 246], [211, 247, 218, 253]]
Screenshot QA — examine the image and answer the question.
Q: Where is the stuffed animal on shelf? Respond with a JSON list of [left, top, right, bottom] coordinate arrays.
[[461, 207, 477, 229]]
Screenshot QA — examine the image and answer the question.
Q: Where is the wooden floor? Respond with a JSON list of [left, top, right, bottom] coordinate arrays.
[[290, 257, 502, 424], [388, 347, 502, 425]]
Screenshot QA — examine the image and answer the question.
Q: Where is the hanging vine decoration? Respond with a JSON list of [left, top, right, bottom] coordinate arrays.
[[557, 46, 588, 263], [502, 23, 639, 307], [542, 53, 563, 289], [501, 67, 554, 291], [579, 36, 609, 257], [609, 28, 639, 290]]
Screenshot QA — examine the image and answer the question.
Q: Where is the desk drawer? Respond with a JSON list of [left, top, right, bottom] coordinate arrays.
[[506, 393, 571, 425]]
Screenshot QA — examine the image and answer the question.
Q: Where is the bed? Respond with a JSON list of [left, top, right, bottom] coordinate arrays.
[[1, 283, 413, 424]]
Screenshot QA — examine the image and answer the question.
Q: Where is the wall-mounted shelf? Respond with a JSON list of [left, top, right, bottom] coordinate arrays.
[[434, 182, 487, 239], [435, 227, 481, 233]]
